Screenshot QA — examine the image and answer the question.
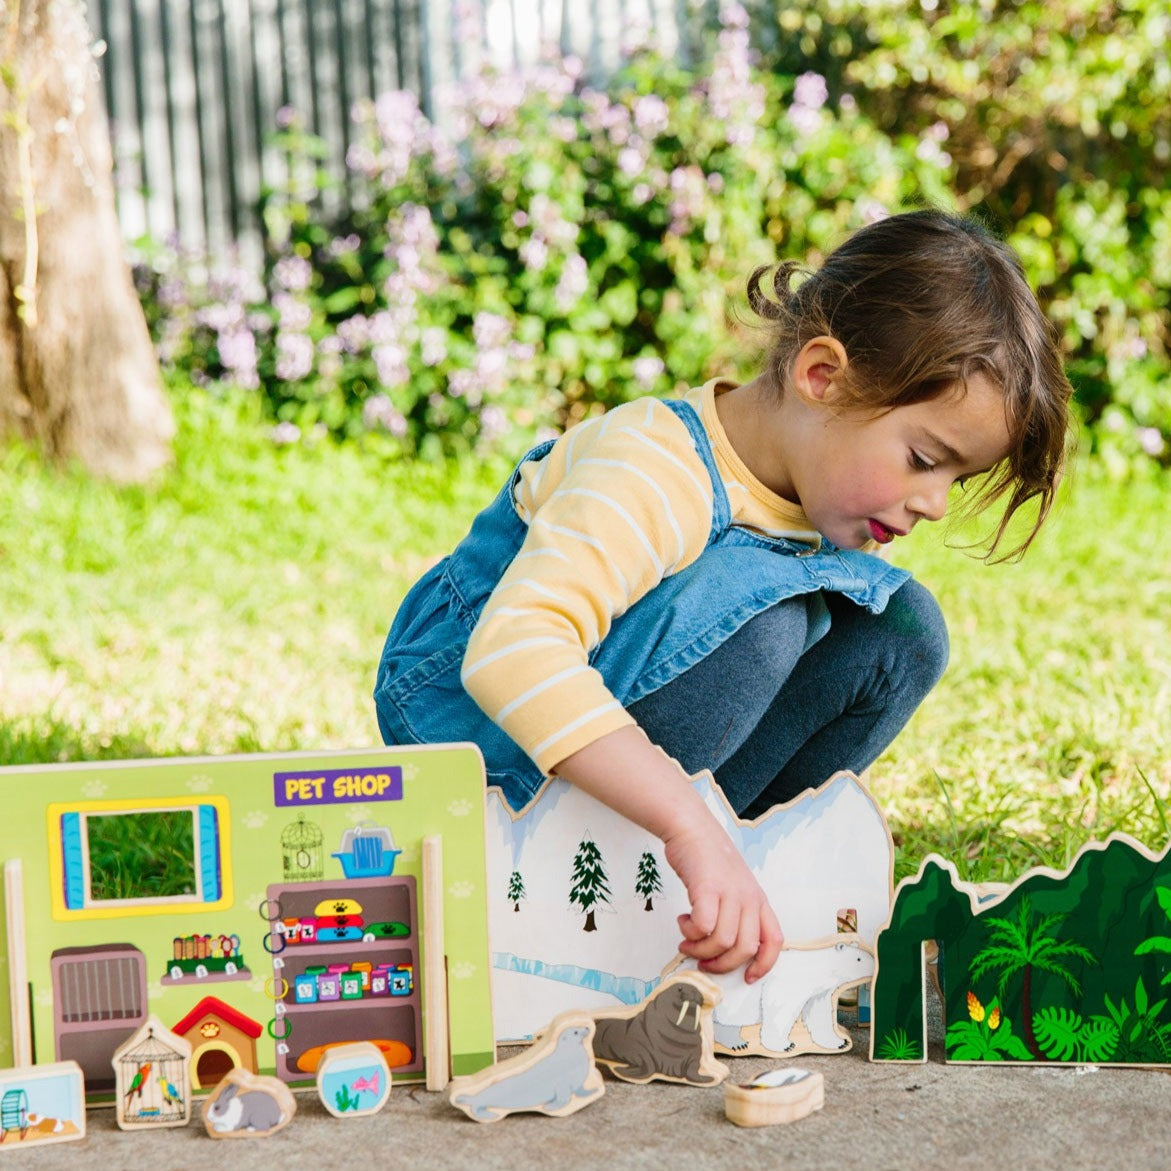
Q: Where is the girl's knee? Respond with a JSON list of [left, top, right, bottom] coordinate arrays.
[[890, 579, 950, 688]]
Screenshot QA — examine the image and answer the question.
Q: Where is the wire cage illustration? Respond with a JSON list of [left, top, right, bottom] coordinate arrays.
[[112, 1016, 192, 1129], [282, 814, 325, 882]]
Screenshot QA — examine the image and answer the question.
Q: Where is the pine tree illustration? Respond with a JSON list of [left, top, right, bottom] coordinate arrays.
[[635, 851, 664, 911], [569, 837, 611, 932], [507, 869, 526, 912]]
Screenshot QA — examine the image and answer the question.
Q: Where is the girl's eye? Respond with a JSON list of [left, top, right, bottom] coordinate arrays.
[[909, 451, 934, 471]]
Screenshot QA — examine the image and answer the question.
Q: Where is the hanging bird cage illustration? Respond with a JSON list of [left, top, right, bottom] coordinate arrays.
[[282, 814, 324, 882], [115, 1023, 190, 1127]]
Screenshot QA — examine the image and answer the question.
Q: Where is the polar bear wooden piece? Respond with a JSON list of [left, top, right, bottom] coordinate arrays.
[[682, 935, 875, 1058]]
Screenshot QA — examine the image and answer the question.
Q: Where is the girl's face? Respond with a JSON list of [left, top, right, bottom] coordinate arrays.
[[787, 371, 1013, 550]]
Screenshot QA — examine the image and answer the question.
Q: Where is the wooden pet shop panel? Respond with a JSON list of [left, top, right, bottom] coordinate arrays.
[[487, 767, 893, 1057], [590, 971, 728, 1085], [0, 1061, 86, 1150], [202, 1068, 296, 1139], [870, 835, 1171, 1065], [448, 1011, 605, 1123], [0, 746, 496, 1098]]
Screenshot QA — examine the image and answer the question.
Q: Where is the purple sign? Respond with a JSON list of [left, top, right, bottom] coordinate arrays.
[[274, 766, 403, 807]]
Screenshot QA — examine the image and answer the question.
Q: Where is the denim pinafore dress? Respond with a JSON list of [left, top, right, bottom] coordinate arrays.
[[374, 398, 911, 809]]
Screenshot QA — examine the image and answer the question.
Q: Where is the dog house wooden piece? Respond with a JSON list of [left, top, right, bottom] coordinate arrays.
[[172, 996, 263, 1089]]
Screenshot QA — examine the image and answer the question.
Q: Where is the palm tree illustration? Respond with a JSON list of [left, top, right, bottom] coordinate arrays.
[[968, 897, 1095, 1061]]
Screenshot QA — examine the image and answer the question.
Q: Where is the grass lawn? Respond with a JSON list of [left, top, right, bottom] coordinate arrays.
[[2, 392, 1168, 882]]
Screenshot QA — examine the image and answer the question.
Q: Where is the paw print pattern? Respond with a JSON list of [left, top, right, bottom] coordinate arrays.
[[449, 881, 475, 899], [446, 798, 473, 817], [345, 807, 373, 825], [242, 811, 268, 830], [81, 779, 107, 798], [147, 981, 164, 1001], [451, 961, 477, 980], [402, 764, 419, 782], [34, 988, 54, 1008], [187, 773, 214, 792]]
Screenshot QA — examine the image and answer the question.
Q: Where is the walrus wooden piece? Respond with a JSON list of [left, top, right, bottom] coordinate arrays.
[[448, 1011, 604, 1123], [590, 972, 729, 1086]]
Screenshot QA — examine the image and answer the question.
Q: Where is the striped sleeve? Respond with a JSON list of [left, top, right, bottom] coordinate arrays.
[[461, 399, 714, 774]]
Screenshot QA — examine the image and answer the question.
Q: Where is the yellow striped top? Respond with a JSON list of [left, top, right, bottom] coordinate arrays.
[[461, 378, 822, 774]]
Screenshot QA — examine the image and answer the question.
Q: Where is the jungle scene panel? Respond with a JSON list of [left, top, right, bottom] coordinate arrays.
[[871, 840, 1171, 1065]]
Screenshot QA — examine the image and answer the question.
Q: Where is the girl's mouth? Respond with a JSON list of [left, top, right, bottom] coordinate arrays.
[[868, 519, 897, 544]]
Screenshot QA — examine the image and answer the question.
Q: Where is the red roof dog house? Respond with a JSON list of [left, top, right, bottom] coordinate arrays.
[[172, 997, 263, 1090]]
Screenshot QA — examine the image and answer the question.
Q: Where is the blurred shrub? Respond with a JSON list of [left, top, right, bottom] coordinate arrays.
[[747, 0, 1170, 467], [130, 1, 1168, 466]]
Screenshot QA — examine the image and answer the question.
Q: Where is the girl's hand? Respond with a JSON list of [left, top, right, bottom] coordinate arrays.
[[553, 726, 784, 984], [663, 820, 784, 983]]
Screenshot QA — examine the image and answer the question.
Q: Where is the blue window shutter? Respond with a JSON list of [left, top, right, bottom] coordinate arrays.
[[60, 813, 85, 909], [198, 806, 221, 901]]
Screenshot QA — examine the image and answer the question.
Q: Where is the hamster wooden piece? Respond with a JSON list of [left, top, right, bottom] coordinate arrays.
[[590, 971, 728, 1085], [202, 1068, 296, 1138], [447, 1011, 604, 1123], [0, 1061, 86, 1150]]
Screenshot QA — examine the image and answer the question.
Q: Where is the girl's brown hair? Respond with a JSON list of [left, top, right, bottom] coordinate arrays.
[[748, 209, 1074, 560]]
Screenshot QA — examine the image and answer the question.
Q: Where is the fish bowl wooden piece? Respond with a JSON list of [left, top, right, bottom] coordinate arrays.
[[316, 1042, 392, 1118]]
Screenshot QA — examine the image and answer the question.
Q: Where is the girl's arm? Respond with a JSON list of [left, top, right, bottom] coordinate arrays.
[[553, 725, 784, 982]]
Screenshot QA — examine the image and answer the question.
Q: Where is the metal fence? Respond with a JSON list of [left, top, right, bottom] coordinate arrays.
[[90, 0, 713, 262]]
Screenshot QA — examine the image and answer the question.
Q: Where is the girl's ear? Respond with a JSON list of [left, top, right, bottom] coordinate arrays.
[[791, 336, 849, 405]]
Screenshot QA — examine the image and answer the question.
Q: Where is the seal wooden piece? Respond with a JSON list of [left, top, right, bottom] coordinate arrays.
[[317, 1041, 391, 1118], [590, 971, 728, 1086], [447, 1011, 604, 1123], [422, 834, 451, 1092], [201, 1068, 296, 1139], [724, 1068, 825, 1127]]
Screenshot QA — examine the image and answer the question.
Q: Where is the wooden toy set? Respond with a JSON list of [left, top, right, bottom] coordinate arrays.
[[0, 745, 494, 1148], [3, 746, 1169, 1146]]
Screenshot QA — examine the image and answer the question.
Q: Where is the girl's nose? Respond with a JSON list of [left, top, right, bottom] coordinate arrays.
[[910, 479, 949, 522]]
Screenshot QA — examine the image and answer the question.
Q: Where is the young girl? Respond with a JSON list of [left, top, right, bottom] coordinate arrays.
[[374, 210, 1072, 986]]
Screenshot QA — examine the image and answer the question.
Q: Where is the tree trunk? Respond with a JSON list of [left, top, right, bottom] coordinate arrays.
[[1021, 964, 1045, 1061], [0, 0, 172, 481], [644, 898, 653, 911], [584, 909, 596, 932]]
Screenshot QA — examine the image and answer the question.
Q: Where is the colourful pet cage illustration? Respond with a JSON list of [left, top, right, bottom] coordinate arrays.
[[332, 823, 401, 878]]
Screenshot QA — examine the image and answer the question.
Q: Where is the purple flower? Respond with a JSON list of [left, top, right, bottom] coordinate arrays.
[[276, 332, 314, 381], [633, 94, 670, 138], [274, 254, 313, 292], [363, 394, 409, 436], [421, 327, 447, 367], [793, 72, 828, 111], [632, 356, 665, 390], [271, 421, 302, 444], [373, 341, 410, 388]]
